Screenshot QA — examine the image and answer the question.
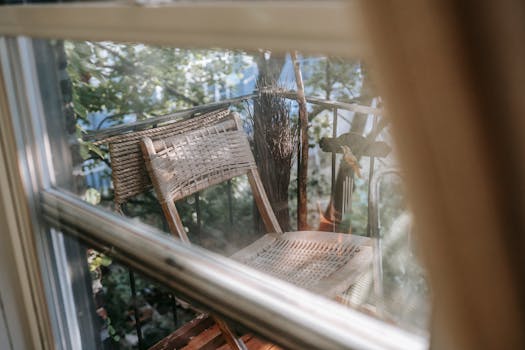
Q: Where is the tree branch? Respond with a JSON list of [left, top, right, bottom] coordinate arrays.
[[91, 42, 135, 69], [164, 85, 200, 106], [96, 111, 133, 130]]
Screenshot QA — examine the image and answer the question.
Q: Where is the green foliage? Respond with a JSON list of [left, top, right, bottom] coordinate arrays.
[[65, 41, 251, 133], [176, 176, 260, 254], [79, 141, 105, 160], [106, 318, 120, 343], [83, 188, 101, 206], [305, 57, 362, 102], [88, 250, 112, 272]]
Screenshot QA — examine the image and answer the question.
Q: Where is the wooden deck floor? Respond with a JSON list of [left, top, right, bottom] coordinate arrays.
[[149, 314, 281, 350]]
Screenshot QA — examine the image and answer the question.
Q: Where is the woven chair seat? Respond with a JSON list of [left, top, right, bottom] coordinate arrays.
[[231, 231, 372, 297]]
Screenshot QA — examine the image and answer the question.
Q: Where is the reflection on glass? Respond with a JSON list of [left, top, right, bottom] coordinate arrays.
[[88, 250, 197, 348], [36, 39, 429, 348]]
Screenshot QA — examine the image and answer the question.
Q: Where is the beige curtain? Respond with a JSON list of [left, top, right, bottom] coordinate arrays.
[[360, 1, 525, 349]]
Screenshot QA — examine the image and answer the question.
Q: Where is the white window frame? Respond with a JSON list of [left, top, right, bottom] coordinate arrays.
[[0, 2, 427, 350]]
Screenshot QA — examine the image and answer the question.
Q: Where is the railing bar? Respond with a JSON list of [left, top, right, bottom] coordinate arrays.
[[368, 168, 403, 318], [296, 99, 301, 231], [129, 270, 144, 350], [195, 192, 201, 236], [85, 93, 257, 142], [274, 90, 383, 115], [227, 179, 234, 227], [366, 114, 378, 238], [85, 92, 381, 143], [170, 293, 178, 328]]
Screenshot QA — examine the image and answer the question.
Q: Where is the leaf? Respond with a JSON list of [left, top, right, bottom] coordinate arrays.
[[75, 124, 87, 136], [87, 143, 105, 159], [73, 96, 88, 120], [79, 143, 90, 160], [84, 188, 101, 206], [79, 140, 105, 160], [100, 255, 112, 267]]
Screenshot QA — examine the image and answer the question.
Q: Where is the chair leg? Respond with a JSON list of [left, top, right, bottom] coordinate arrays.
[[169, 292, 178, 327], [160, 201, 244, 349], [161, 200, 190, 242], [214, 316, 247, 350], [116, 207, 145, 348]]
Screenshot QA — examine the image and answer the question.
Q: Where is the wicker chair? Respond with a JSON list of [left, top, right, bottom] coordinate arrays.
[[141, 113, 373, 299], [97, 108, 247, 350]]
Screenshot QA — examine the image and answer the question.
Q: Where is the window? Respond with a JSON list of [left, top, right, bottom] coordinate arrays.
[[0, 2, 430, 350]]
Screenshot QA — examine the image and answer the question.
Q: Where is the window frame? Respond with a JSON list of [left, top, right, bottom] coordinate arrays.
[[0, 2, 428, 350], [0, 36, 99, 349], [0, 1, 366, 57]]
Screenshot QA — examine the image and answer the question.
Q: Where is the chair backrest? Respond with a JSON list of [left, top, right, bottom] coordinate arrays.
[[141, 113, 282, 238], [99, 108, 231, 206]]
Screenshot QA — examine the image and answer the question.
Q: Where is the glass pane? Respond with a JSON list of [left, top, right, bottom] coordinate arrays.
[[44, 227, 270, 349], [30, 37, 429, 346]]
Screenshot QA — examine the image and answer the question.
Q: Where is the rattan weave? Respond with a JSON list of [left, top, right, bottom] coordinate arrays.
[[239, 237, 361, 288], [98, 108, 231, 204], [143, 119, 256, 204], [231, 232, 371, 296]]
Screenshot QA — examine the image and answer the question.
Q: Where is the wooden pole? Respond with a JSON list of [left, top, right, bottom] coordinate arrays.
[[331, 107, 338, 232], [291, 51, 309, 230]]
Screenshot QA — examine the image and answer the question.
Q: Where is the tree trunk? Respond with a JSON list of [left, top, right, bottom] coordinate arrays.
[[291, 51, 310, 231]]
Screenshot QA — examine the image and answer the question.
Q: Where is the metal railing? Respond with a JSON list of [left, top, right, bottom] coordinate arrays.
[[368, 168, 403, 317], [84, 90, 384, 235]]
